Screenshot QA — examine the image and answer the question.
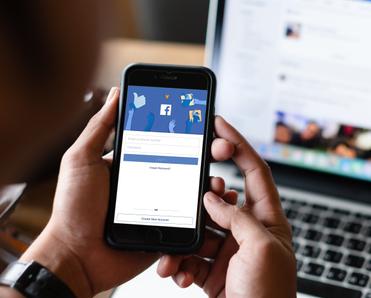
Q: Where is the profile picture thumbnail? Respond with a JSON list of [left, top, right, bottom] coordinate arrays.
[[285, 22, 302, 39]]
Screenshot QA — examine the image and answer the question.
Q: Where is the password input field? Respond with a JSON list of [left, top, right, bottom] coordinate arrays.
[[124, 143, 198, 156]]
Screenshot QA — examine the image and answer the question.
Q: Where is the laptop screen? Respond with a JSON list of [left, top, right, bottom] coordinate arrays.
[[211, 0, 371, 182]]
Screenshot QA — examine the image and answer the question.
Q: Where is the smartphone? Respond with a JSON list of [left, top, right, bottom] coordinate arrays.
[[105, 64, 216, 253]]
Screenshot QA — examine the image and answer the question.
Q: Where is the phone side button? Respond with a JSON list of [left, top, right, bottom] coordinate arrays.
[[145, 228, 163, 243]]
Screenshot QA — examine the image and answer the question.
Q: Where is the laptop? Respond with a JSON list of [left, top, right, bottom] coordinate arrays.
[[206, 1, 371, 298]]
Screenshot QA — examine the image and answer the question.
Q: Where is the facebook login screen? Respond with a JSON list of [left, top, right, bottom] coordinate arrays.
[[114, 85, 208, 229]]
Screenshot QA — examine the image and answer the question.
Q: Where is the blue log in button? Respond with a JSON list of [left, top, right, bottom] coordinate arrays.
[[123, 154, 198, 165]]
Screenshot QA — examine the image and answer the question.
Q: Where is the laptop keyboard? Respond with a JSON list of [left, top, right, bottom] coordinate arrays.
[[281, 196, 371, 298]]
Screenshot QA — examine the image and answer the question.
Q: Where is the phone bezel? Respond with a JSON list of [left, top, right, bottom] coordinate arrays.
[[105, 64, 216, 253]]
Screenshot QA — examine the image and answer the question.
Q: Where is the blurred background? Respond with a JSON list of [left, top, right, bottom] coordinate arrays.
[[3, 2, 371, 298], [103, 0, 210, 44], [0, 1, 211, 293]]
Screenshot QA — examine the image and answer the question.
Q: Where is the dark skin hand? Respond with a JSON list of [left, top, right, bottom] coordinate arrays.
[[2, 88, 289, 298], [157, 116, 297, 298], [16, 88, 159, 297]]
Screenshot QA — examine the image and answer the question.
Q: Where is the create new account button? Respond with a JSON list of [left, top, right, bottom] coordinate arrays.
[[116, 214, 193, 226]]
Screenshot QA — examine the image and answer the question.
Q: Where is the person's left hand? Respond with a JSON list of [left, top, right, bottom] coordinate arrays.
[[17, 87, 236, 298], [20, 87, 158, 298]]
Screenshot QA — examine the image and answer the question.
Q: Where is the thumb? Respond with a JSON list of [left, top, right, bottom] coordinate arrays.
[[204, 192, 269, 246], [67, 87, 119, 164]]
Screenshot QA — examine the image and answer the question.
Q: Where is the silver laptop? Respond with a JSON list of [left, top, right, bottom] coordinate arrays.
[[206, 1, 371, 298]]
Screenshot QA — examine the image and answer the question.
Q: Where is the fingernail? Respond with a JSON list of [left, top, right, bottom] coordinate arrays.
[[175, 272, 185, 286], [106, 87, 119, 104]]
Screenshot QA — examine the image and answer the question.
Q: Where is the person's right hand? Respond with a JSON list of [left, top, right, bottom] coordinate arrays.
[[157, 116, 296, 298]]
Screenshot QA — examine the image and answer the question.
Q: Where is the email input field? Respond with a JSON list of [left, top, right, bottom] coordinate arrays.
[[123, 132, 201, 156]]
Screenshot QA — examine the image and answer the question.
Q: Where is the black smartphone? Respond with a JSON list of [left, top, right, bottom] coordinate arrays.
[[105, 64, 216, 253]]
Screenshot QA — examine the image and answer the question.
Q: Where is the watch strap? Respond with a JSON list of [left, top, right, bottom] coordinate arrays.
[[0, 261, 76, 298]]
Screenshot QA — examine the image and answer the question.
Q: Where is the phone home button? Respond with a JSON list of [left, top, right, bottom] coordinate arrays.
[[145, 228, 162, 243]]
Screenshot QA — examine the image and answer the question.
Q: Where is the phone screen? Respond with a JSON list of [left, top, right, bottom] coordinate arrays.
[[113, 85, 208, 229]]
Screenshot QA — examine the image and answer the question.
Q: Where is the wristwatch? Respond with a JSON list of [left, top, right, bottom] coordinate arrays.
[[0, 261, 76, 298]]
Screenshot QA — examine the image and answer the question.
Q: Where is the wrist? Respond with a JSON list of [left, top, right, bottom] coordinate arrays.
[[19, 226, 92, 298], [0, 286, 24, 298]]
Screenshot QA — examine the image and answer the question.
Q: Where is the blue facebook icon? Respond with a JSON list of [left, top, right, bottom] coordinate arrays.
[[160, 104, 172, 116]]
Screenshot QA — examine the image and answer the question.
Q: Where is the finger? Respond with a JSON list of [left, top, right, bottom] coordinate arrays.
[[195, 229, 225, 259], [211, 138, 235, 162], [172, 257, 211, 288], [214, 116, 284, 225], [203, 191, 294, 284], [157, 255, 184, 278], [159, 192, 241, 290], [204, 192, 270, 245], [157, 229, 224, 278], [205, 190, 238, 232], [223, 189, 238, 205], [68, 87, 119, 163], [203, 233, 238, 297], [203, 192, 277, 297], [172, 271, 195, 288], [210, 177, 225, 197], [171, 234, 237, 295]]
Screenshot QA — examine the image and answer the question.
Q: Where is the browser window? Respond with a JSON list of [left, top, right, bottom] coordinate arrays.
[[114, 86, 208, 228], [216, 0, 371, 181]]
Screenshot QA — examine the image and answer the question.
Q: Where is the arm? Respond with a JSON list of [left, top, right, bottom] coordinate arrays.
[[0, 288, 23, 298], [0, 230, 92, 298]]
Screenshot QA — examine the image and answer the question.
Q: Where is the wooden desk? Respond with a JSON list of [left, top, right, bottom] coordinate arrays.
[[5, 38, 205, 298]]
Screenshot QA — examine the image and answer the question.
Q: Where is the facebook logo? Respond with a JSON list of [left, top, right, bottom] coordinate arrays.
[[160, 104, 172, 116]]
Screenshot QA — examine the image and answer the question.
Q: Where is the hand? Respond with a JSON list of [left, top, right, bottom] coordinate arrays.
[[169, 119, 176, 133], [157, 116, 296, 298], [19, 88, 159, 298]]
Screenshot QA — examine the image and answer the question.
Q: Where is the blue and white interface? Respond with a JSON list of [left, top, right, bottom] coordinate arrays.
[[114, 85, 208, 229]]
